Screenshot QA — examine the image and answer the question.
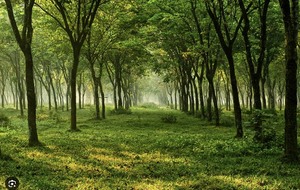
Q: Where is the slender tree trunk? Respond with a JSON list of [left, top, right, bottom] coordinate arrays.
[[77, 73, 82, 109], [99, 63, 105, 119], [49, 69, 57, 111], [90, 64, 100, 119], [94, 81, 100, 119], [99, 78, 105, 119], [174, 82, 178, 110], [239, 86, 245, 108], [70, 48, 80, 131], [21, 80, 26, 110], [192, 78, 199, 111], [207, 84, 212, 121], [47, 87, 51, 110], [261, 79, 267, 109], [267, 78, 276, 110], [17, 80, 24, 116], [227, 55, 243, 138], [198, 78, 205, 117], [66, 84, 70, 111], [40, 80, 43, 109], [210, 80, 219, 126], [15, 82, 18, 110], [189, 80, 195, 114], [116, 63, 123, 109], [113, 85, 117, 110]]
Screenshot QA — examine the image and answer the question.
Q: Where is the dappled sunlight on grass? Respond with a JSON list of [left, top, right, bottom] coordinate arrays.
[[1, 106, 300, 189]]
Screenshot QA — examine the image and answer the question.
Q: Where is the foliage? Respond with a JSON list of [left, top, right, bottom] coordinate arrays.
[[48, 110, 62, 123], [0, 113, 10, 127], [249, 109, 280, 147], [139, 102, 159, 109], [110, 107, 132, 115], [194, 110, 203, 119], [161, 113, 177, 123], [220, 116, 235, 128]]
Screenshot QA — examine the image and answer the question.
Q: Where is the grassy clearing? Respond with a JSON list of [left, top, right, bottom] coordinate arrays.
[[0, 106, 300, 189]]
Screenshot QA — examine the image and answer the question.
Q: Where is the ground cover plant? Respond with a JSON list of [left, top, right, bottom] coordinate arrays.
[[0, 106, 300, 189]]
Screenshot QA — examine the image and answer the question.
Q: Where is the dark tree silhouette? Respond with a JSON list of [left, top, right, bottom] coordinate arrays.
[[279, 0, 299, 162]]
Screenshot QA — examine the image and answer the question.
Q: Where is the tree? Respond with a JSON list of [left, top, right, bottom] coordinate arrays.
[[4, 0, 40, 146], [205, 0, 244, 137], [279, 0, 299, 162], [36, 0, 108, 130], [190, 0, 219, 125], [238, 0, 270, 141], [238, 0, 270, 111], [261, 3, 284, 110]]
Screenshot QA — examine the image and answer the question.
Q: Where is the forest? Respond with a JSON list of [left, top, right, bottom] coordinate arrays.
[[0, 0, 299, 189]]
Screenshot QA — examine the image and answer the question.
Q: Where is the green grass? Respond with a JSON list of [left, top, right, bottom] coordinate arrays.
[[0, 106, 300, 189]]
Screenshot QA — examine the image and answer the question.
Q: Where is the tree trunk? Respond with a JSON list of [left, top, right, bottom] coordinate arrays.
[[17, 80, 24, 116], [207, 86, 212, 121], [90, 64, 100, 119], [99, 63, 105, 119], [40, 80, 43, 109], [261, 79, 267, 109], [66, 84, 70, 111], [192, 77, 199, 111], [279, 0, 299, 162], [227, 55, 243, 138], [77, 73, 82, 110], [4, 3, 42, 147], [49, 68, 58, 111], [252, 78, 262, 110], [25, 49, 39, 146], [210, 80, 219, 126], [99, 78, 106, 119], [174, 82, 178, 110], [70, 47, 80, 131], [47, 87, 51, 110], [189, 80, 195, 115], [94, 80, 100, 119], [116, 62, 123, 109]]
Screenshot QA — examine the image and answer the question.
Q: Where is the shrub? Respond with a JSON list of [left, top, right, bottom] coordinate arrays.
[[49, 110, 62, 123], [110, 107, 132, 115], [194, 111, 203, 118], [0, 113, 10, 127], [161, 114, 177, 124], [204, 106, 223, 118], [220, 116, 234, 127], [254, 126, 277, 146], [140, 102, 158, 109], [263, 109, 277, 116], [249, 109, 278, 146], [242, 108, 252, 115]]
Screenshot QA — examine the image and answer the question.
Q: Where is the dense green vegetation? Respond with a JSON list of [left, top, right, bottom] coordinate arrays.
[[1, 106, 300, 189]]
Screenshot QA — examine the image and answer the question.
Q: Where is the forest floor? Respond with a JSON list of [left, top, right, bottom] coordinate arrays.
[[0, 105, 300, 189]]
